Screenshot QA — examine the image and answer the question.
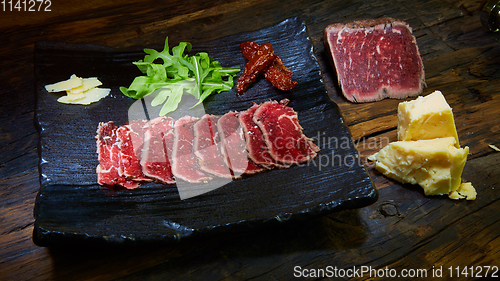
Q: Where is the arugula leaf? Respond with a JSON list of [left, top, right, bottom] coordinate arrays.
[[120, 37, 240, 116]]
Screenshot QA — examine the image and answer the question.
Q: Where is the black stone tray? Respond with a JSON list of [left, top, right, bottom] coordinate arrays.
[[33, 17, 377, 247]]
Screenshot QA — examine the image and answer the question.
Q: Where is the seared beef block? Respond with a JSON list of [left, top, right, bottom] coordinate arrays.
[[324, 18, 425, 102]]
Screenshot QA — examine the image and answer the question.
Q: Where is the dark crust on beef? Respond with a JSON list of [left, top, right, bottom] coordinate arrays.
[[325, 17, 410, 31]]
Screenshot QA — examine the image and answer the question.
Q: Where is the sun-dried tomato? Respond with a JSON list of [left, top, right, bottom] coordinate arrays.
[[240, 41, 260, 61], [236, 43, 277, 94], [237, 41, 297, 94], [264, 55, 297, 91]]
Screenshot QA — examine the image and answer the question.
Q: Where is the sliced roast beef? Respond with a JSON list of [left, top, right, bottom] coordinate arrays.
[[96, 121, 139, 189], [193, 114, 233, 178], [217, 111, 266, 176], [238, 103, 288, 168], [324, 18, 425, 102], [96, 100, 320, 189], [253, 99, 319, 165], [140, 117, 176, 184], [172, 116, 212, 183]]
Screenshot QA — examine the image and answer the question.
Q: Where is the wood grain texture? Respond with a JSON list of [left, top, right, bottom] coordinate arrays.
[[0, 0, 499, 280]]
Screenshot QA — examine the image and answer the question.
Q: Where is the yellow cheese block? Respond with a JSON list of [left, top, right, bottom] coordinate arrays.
[[371, 137, 468, 196], [398, 90, 459, 147]]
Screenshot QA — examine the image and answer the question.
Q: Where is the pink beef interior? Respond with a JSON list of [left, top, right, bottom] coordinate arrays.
[[253, 100, 320, 165], [172, 116, 212, 184], [217, 111, 266, 177], [117, 124, 151, 182], [238, 104, 280, 168], [140, 117, 176, 185], [193, 114, 233, 178], [325, 18, 425, 102], [96, 122, 140, 189]]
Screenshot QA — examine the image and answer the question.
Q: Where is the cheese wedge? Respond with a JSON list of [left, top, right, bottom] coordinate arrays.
[[398, 90, 459, 147], [371, 137, 468, 196]]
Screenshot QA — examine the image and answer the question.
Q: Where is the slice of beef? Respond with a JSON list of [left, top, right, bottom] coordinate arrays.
[[244, 158, 268, 175], [253, 99, 320, 165], [128, 119, 149, 158], [96, 121, 139, 189], [193, 114, 233, 178], [116, 122, 151, 182], [217, 111, 267, 176], [238, 103, 288, 168], [140, 117, 176, 184], [172, 116, 212, 183], [324, 18, 425, 102]]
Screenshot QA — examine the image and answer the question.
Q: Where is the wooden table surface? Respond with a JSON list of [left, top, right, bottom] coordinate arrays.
[[1, 0, 499, 280]]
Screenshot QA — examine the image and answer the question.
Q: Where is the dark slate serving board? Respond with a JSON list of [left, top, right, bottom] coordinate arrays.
[[33, 17, 377, 246]]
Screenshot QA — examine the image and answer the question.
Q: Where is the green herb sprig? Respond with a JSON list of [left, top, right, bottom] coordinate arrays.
[[120, 37, 240, 116]]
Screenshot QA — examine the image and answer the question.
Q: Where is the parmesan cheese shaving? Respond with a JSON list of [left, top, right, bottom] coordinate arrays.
[[489, 144, 500, 152], [58, 88, 111, 105], [57, 93, 86, 103], [45, 74, 83, 92], [45, 74, 110, 105], [67, 77, 102, 95]]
